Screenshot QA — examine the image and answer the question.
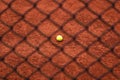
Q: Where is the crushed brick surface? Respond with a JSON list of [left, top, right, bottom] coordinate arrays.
[[0, 0, 120, 80]]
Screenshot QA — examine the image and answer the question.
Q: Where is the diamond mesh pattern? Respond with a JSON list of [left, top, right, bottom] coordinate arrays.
[[0, 0, 120, 80]]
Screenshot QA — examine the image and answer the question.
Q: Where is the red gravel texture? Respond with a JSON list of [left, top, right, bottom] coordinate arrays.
[[0, 0, 120, 80]]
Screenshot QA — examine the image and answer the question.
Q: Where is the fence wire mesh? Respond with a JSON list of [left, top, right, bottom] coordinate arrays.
[[0, 0, 120, 80]]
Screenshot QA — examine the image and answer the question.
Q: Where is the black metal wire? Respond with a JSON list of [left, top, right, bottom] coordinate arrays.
[[0, 0, 120, 80]]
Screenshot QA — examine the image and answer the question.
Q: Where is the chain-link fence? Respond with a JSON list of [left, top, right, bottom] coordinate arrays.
[[0, 0, 120, 80]]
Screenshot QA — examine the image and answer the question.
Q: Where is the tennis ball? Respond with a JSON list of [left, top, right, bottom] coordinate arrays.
[[56, 35, 63, 42]]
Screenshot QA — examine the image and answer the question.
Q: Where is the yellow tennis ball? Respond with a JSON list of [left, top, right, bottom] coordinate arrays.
[[56, 35, 63, 42]]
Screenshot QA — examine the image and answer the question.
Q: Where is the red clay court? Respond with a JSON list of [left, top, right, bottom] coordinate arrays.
[[0, 0, 120, 80]]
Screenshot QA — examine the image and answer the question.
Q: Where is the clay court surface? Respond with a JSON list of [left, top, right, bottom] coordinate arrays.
[[0, 0, 120, 80]]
